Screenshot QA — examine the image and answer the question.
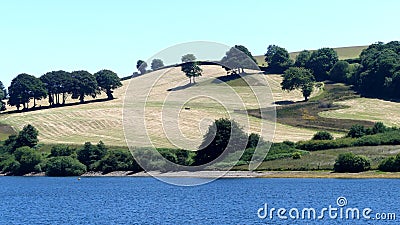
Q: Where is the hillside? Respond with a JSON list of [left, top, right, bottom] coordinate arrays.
[[0, 66, 323, 147], [254, 45, 367, 66]]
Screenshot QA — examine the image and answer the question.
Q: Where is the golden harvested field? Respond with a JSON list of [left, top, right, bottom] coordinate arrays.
[[0, 66, 322, 147], [319, 98, 400, 127]]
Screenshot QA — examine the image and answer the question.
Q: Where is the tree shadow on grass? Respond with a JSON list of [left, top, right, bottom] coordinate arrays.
[[167, 82, 196, 92], [1, 98, 116, 115]]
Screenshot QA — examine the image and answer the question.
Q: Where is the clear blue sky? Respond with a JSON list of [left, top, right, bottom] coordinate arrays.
[[0, 0, 399, 88]]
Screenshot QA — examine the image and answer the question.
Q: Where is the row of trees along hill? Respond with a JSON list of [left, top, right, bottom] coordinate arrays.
[[6, 69, 122, 111], [266, 41, 400, 100], [264, 44, 339, 101], [136, 58, 165, 74]]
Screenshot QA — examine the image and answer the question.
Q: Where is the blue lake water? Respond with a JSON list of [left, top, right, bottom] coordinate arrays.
[[0, 177, 399, 224]]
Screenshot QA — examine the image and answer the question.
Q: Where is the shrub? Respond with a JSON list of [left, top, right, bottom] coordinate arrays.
[[312, 131, 334, 140], [77, 141, 107, 169], [13, 146, 42, 175], [100, 149, 141, 173], [292, 152, 302, 159], [247, 133, 261, 149], [347, 124, 366, 138], [378, 154, 400, 172], [45, 156, 87, 176], [50, 145, 75, 157], [334, 152, 371, 173]]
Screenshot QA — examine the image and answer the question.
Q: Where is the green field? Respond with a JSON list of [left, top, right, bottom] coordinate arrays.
[[235, 145, 400, 171], [254, 45, 367, 66]]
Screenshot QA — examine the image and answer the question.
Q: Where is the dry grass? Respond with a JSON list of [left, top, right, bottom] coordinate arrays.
[[319, 98, 400, 127], [0, 66, 326, 147]]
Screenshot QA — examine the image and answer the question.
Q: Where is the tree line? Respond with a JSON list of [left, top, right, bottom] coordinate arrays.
[[4, 69, 122, 111], [264, 41, 400, 100]]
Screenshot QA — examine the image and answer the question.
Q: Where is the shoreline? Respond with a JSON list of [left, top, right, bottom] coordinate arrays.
[[1, 170, 399, 178]]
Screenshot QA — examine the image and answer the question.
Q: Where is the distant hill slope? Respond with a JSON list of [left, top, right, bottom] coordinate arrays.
[[0, 66, 322, 147], [254, 45, 368, 66]]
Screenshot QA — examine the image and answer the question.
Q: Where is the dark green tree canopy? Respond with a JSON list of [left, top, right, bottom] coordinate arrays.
[[294, 50, 311, 67], [181, 61, 203, 84], [281, 67, 315, 101], [70, 70, 98, 103], [40, 70, 71, 106], [8, 73, 47, 110], [15, 124, 39, 149], [357, 41, 400, 97], [329, 60, 350, 83], [151, 59, 165, 70], [94, 69, 122, 100], [194, 118, 248, 166], [181, 54, 197, 63], [136, 60, 148, 74], [265, 45, 293, 73], [221, 45, 258, 74], [306, 48, 338, 80]]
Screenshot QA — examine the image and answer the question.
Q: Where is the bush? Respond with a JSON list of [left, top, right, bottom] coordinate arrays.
[[334, 152, 371, 173], [13, 146, 42, 175], [99, 149, 141, 173], [45, 156, 87, 176], [312, 131, 334, 140], [247, 133, 261, 149], [77, 141, 107, 169], [0, 156, 20, 174], [347, 124, 366, 138], [292, 152, 302, 159], [50, 145, 75, 157], [378, 154, 400, 172]]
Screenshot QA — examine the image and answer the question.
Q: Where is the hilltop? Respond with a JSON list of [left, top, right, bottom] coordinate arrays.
[[254, 45, 367, 66]]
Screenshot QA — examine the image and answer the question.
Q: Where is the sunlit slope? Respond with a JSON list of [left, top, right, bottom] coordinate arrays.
[[0, 66, 322, 147]]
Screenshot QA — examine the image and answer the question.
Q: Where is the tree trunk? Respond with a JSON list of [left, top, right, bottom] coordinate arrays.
[[80, 95, 85, 103], [106, 89, 113, 100], [62, 93, 67, 104]]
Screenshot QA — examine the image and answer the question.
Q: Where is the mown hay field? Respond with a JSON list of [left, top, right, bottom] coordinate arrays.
[[1, 66, 324, 147]]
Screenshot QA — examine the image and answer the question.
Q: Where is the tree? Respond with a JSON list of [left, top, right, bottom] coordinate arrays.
[[264, 45, 293, 73], [77, 141, 107, 169], [334, 152, 371, 173], [347, 124, 366, 138], [50, 145, 75, 157], [194, 118, 248, 166], [99, 149, 141, 173], [281, 67, 315, 101], [221, 45, 258, 74], [136, 60, 148, 74], [70, 70, 98, 103], [0, 81, 6, 111], [45, 156, 86, 176], [329, 60, 350, 83], [357, 41, 400, 97], [15, 124, 39, 149], [379, 153, 400, 172], [306, 48, 338, 80], [40, 70, 72, 106], [181, 54, 196, 63], [94, 69, 122, 100], [13, 146, 42, 175], [151, 59, 165, 70], [312, 131, 334, 140], [294, 50, 311, 67], [181, 61, 203, 84], [8, 73, 47, 110]]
